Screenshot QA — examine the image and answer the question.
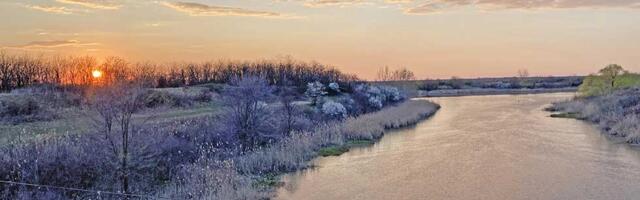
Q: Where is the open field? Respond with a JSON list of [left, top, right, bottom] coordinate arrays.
[[0, 84, 223, 144], [0, 102, 222, 144]]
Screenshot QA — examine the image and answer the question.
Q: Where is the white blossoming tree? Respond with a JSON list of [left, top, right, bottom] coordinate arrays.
[[321, 101, 347, 120], [305, 81, 327, 106]]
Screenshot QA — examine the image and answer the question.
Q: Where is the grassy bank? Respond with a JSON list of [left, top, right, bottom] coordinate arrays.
[[160, 99, 440, 199], [549, 87, 640, 145]]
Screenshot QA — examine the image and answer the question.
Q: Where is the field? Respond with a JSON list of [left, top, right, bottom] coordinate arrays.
[[0, 85, 222, 144]]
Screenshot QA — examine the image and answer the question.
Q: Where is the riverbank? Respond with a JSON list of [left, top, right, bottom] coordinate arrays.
[[160, 100, 440, 199], [549, 87, 640, 145], [419, 87, 577, 97]]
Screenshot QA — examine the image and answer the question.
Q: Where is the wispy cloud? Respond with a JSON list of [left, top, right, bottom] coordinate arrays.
[[383, 0, 413, 4], [56, 0, 122, 10], [161, 1, 294, 18], [405, 0, 640, 14], [8, 40, 100, 49], [24, 5, 74, 15], [303, 0, 370, 7]]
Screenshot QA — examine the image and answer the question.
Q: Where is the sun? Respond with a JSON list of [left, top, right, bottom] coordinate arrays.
[[92, 70, 103, 78]]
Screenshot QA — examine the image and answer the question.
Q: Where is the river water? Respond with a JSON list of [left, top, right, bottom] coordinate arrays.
[[276, 93, 640, 200]]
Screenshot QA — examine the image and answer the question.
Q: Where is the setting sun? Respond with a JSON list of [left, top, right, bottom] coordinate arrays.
[[92, 70, 102, 78]]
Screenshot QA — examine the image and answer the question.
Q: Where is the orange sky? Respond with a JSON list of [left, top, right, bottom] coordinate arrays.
[[1, 0, 639, 79]]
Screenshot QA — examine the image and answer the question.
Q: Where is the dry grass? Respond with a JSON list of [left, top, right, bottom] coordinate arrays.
[[550, 87, 640, 145], [342, 99, 440, 140]]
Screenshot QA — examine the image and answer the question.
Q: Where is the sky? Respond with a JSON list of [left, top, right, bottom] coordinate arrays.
[[1, 0, 639, 79]]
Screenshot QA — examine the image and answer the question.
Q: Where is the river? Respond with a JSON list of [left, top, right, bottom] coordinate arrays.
[[276, 93, 640, 200]]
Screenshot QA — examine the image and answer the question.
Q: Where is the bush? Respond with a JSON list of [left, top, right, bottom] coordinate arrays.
[[352, 84, 406, 113], [321, 101, 347, 120], [142, 90, 177, 108], [0, 95, 56, 124], [327, 82, 340, 96], [419, 80, 440, 91]]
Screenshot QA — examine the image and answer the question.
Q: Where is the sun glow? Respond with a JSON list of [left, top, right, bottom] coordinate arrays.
[[92, 70, 103, 78]]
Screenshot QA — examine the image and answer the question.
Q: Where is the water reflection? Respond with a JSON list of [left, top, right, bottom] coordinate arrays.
[[276, 93, 640, 200]]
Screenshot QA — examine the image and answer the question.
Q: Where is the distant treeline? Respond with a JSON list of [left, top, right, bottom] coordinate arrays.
[[418, 76, 583, 91], [0, 52, 358, 91]]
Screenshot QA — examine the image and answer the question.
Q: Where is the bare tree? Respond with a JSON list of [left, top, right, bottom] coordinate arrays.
[[517, 69, 529, 78], [87, 82, 145, 196], [377, 66, 391, 81], [377, 66, 415, 81], [391, 67, 415, 81], [278, 86, 298, 136], [222, 76, 276, 149]]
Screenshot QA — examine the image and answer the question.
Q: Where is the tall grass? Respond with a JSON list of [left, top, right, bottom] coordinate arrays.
[[342, 99, 440, 140]]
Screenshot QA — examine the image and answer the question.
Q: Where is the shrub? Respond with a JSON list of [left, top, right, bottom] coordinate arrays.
[[336, 96, 359, 116], [327, 82, 340, 96], [352, 84, 406, 113], [142, 90, 176, 108], [321, 101, 347, 120], [0, 95, 56, 124]]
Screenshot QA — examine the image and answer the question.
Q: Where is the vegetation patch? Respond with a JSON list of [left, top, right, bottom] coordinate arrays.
[[318, 145, 350, 157], [253, 173, 285, 188], [549, 112, 583, 119], [346, 139, 375, 147], [318, 140, 374, 157]]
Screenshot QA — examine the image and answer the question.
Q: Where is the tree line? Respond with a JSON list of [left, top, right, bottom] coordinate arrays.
[[375, 66, 416, 81], [0, 52, 358, 91]]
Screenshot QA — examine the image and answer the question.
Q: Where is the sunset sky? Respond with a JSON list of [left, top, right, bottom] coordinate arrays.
[[1, 0, 639, 79]]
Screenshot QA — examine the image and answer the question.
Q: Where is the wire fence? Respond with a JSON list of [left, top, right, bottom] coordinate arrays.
[[0, 180, 171, 199]]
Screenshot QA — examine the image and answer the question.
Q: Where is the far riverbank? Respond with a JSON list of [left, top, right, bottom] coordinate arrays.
[[418, 87, 577, 97]]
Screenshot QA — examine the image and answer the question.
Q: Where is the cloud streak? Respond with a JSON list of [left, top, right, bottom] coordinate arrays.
[[303, 0, 370, 7], [405, 0, 640, 14], [24, 5, 74, 14], [56, 0, 122, 10], [162, 2, 291, 18], [8, 40, 100, 49]]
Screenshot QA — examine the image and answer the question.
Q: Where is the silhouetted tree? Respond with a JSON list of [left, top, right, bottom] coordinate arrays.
[[87, 82, 145, 196]]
